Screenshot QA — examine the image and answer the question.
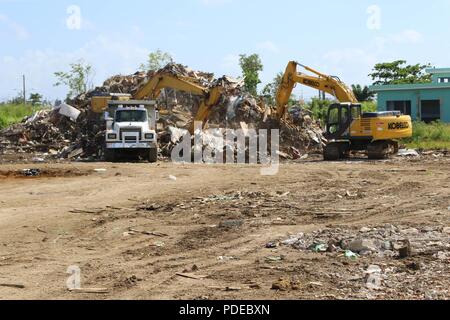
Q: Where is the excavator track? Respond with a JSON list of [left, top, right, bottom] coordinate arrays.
[[367, 140, 398, 159], [323, 142, 350, 161]]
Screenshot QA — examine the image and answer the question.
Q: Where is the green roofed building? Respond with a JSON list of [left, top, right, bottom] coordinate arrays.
[[369, 68, 450, 123]]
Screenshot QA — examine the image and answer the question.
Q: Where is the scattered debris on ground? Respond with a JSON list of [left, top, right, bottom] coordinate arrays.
[[277, 225, 450, 260], [68, 288, 109, 294], [0, 167, 91, 179], [0, 159, 448, 300]]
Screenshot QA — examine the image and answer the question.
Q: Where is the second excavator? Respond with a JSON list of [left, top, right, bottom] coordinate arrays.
[[275, 61, 412, 160], [133, 68, 242, 134]]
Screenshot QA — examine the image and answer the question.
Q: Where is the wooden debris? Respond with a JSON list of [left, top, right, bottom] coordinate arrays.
[[69, 209, 104, 214], [0, 283, 25, 289], [129, 228, 168, 237], [68, 148, 83, 159], [69, 288, 109, 294], [107, 206, 135, 211], [176, 273, 208, 280], [209, 286, 242, 291], [36, 227, 47, 234], [308, 281, 323, 287]]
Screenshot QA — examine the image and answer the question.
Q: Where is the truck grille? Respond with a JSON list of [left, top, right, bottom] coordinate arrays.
[[120, 128, 142, 141], [124, 136, 137, 143]]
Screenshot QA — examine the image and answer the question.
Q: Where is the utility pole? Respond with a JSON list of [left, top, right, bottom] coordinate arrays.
[[22, 75, 26, 105], [318, 90, 325, 100]]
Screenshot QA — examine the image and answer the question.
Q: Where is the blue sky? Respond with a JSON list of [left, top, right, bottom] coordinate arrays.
[[1, 0, 450, 101]]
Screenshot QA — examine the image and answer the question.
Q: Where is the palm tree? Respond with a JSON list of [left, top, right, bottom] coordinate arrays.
[[352, 84, 374, 102]]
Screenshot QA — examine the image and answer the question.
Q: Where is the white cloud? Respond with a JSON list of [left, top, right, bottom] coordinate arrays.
[[218, 54, 241, 77], [80, 17, 96, 31], [320, 29, 425, 87], [323, 48, 376, 66], [257, 41, 280, 53], [0, 14, 29, 40], [375, 29, 424, 51], [322, 48, 378, 85], [392, 29, 423, 44], [0, 34, 151, 100], [221, 54, 240, 68]]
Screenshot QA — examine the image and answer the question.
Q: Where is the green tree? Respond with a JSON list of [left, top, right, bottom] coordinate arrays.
[[262, 72, 283, 104], [29, 93, 43, 106], [262, 72, 298, 106], [351, 84, 374, 102], [140, 49, 173, 72], [54, 60, 94, 99], [304, 98, 331, 124], [369, 60, 432, 85], [239, 54, 263, 96]]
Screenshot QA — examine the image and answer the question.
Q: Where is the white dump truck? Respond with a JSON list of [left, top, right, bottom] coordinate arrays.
[[104, 100, 159, 162], [91, 94, 159, 162]]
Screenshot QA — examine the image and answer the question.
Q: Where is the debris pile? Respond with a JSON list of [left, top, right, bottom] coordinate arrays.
[[0, 62, 325, 162], [0, 105, 104, 161], [272, 224, 450, 299], [144, 63, 215, 89], [279, 224, 450, 259]]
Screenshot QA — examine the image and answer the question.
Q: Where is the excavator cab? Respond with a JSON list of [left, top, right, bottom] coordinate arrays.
[[325, 103, 361, 140], [323, 103, 363, 160]]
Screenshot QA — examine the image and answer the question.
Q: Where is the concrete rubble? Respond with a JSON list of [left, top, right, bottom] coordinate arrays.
[[269, 224, 450, 299], [0, 62, 325, 162], [280, 224, 450, 259]]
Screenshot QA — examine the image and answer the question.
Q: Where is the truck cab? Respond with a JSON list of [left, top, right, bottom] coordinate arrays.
[[104, 100, 159, 162]]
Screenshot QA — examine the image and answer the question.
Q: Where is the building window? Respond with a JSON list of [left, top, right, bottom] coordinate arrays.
[[421, 100, 441, 123], [386, 101, 412, 115], [438, 77, 450, 83]]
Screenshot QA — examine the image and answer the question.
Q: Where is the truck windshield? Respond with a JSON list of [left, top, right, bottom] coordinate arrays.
[[115, 110, 147, 122]]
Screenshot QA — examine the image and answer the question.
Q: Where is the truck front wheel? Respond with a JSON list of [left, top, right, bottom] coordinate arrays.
[[105, 149, 116, 162], [148, 148, 158, 163]]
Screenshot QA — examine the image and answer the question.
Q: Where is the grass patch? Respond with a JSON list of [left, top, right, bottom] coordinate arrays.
[[404, 122, 450, 150], [0, 104, 44, 129]]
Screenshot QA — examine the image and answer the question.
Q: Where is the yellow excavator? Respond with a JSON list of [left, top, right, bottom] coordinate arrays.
[[91, 68, 233, 135], [275, 61, 413, 160], [133, 71, 228, 134]]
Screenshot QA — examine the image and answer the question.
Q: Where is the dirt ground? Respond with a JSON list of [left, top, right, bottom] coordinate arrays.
[[0, 155, 449, 300]]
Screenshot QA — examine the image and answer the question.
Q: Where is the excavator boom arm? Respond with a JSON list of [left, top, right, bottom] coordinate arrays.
[[134, 74, 207, 100], [276, 61, 358, 118], [132, 69, 226, 134], [190, 86, 223, 133]]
